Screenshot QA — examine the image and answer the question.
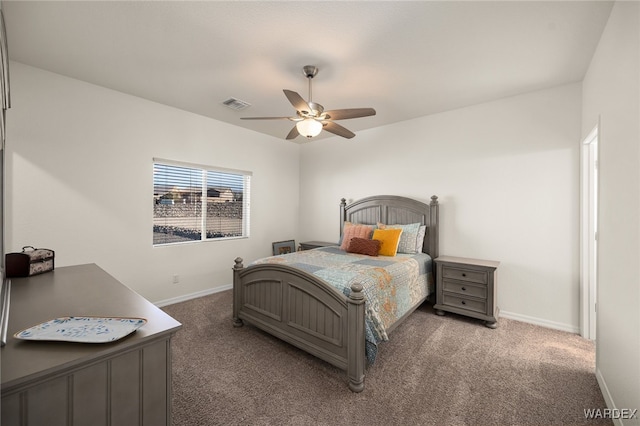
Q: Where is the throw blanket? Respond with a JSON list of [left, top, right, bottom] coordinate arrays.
[[252, 246, 433, 363]]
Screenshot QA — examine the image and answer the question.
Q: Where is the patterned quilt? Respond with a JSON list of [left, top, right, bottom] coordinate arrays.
[[251, 246, 433, 363]]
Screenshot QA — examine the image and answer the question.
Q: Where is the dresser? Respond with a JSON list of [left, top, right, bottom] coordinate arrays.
[[1, 264, 182, 425], [433, 256, 500, 328]]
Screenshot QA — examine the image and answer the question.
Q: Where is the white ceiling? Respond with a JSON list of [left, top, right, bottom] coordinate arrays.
[[2, 1, 613, 142]]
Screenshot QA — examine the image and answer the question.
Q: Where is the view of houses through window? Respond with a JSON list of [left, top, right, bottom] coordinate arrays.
[[153, 160, 251, 246]]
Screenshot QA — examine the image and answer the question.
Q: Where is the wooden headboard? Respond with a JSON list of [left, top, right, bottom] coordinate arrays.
[[340, 195, 439, 259]]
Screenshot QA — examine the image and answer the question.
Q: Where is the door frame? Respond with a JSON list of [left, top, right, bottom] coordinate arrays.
[[580, 124, 599, 340]]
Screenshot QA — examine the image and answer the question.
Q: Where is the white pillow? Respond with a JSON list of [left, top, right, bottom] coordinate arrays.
[[415, 225, 426, 253]]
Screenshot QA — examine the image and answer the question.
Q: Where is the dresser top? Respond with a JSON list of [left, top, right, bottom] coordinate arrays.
[[1, 263, 182, 390]]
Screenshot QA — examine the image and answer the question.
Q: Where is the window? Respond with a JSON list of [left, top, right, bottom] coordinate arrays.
[[153, 159, 251, 246]]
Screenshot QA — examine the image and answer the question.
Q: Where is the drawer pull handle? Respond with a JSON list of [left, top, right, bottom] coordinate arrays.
[[461, 287, 467, 291], [461, 300, 466, 305], [462, 273, 466, 277]]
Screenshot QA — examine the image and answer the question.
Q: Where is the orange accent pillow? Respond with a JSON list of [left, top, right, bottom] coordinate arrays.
[[372, 228, 403, 256], [346, 237, 380, 256], [340, 222, 374, 250]]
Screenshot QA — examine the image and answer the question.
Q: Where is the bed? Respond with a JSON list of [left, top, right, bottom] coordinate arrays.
[[232, 195, 439, 392]]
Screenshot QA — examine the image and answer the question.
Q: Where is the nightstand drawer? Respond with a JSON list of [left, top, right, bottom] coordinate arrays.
[[442, 280, 487, 299], [442, 294, 486, 314], [442, 266, 487, 284]]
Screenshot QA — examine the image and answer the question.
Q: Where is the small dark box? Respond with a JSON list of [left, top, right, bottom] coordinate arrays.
[[5, 246, 55, 278]]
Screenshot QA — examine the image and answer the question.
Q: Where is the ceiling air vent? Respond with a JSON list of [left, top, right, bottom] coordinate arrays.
[[222, 97, 251, 111]]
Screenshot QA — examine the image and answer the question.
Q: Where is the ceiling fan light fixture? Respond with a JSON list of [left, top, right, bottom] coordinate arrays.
[[296, 118, 322, 138]]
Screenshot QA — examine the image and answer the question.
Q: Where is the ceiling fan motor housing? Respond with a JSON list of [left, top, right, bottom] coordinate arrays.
[[306, 102, 324, 117]]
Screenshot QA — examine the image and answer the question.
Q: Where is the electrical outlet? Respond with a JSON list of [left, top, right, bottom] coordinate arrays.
[[172, 274, 179, 284]]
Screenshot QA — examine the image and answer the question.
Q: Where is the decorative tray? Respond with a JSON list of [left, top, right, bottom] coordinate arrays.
[[14, 316, 147, 343]]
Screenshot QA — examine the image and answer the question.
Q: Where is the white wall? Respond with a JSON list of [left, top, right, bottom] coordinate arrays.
[[6, 62, 301, 303], [299, 83, 582, 332], [582, 1, 640, 421]]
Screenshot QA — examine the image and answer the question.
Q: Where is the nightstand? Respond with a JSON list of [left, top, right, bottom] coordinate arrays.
[[433, 256, 500, 328], [298, 241, 337, 251]]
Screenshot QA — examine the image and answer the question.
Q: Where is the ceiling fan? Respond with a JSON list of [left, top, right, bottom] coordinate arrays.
[[241, 65, 376, 140]]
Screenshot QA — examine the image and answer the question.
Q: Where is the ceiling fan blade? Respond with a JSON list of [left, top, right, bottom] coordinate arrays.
[[283, 90, 312, 114], [241, 116, 293, 120], [323, 108, 376, 120], [322, 121, 355, 139], [286, 125, 300, 140]]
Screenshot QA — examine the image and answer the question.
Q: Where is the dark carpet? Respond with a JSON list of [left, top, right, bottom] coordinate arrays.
[[162, 290, 611, 426]]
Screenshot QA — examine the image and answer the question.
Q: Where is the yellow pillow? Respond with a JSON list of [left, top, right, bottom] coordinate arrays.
[[372, 228, 403, 256]]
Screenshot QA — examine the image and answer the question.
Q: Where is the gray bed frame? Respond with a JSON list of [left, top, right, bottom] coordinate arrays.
[[232, 195, 439, 392]]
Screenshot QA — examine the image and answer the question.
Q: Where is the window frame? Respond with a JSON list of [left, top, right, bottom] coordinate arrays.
[[152, 158, 251, 247]]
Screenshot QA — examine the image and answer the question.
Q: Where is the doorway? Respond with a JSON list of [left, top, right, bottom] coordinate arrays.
[[580, 125, 598, 340]]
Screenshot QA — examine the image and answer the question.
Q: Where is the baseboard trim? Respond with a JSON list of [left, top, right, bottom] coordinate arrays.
[[153, 284, 233, 307], [595, 368, 627, 426], [500, 310, 580, 334]]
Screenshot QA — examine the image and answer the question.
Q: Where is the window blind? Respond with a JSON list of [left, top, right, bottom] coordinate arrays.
[[153, 160, 251, 246]]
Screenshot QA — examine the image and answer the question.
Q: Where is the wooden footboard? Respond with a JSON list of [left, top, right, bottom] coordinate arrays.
[[232, 258, 366, 392]]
